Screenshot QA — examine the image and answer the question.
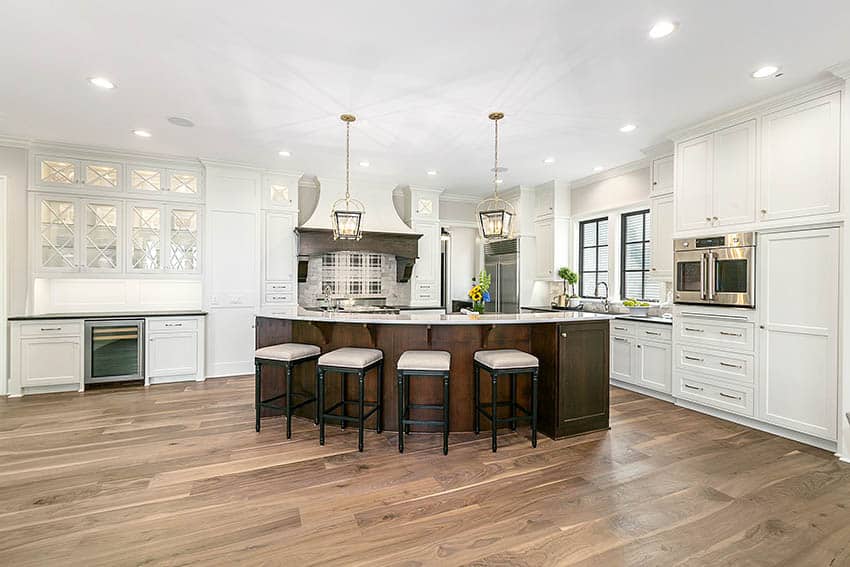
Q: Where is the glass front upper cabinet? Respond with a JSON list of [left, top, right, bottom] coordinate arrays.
[[35, 156, 122, 191], [38, 197, 78, 270], [128, 166, 200, 197], [83, 201, 120, 271], [129, 205, 162, 271], [168, 208, 200, 271]]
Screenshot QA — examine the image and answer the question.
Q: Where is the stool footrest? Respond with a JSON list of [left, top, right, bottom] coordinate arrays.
[[401, 419, 447, 426], [406, 403, 445, 411], [322, 400, 380, 423]]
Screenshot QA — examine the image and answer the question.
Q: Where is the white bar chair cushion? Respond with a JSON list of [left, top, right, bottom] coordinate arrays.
[[319, 347, 383, 368], [255, 343, 321, 362], [474, 349, 539, 369], [397, 350, 451, 372]]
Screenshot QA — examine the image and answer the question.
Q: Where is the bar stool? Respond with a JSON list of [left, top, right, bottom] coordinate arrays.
[[254, 343, 321, 438], [473, 349, 539, 452], [397, 350, 451, 455], [317, 347, 384, 452]]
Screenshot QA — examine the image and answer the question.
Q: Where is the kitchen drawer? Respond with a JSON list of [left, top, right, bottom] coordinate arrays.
[[265, 282, 294, 293], [610, 320, 635, 337], [148, 318, 198, 332], [676, 373, 754, 417], [636, 323, 672, 342], [675, 344, 754, 384], [265, 293, 294, 304], [20, 321, 83, 337], [676, 315, 754, 352]]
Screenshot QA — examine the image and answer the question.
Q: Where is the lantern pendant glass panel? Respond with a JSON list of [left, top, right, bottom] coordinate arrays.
[[479, 209, 512, 239], [333, 210, 363, 240]]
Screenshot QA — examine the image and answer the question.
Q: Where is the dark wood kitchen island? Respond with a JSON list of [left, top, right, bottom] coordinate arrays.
[[255, 310, 611, 439]]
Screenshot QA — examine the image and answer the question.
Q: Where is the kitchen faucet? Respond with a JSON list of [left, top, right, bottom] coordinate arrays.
[[594, 282, 609, 313]]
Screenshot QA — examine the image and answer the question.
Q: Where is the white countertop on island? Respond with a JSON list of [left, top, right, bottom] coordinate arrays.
[[258, 308, 614, 326]]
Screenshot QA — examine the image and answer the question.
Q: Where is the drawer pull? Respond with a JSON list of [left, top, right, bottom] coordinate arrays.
[[684, 355, 704, 362], [645, 331, 662, 336], [40, 327, 62, 331], [684, 327, 704, 332], [719, 331, 743, 337], [719, 392, 742, 401], [719, 362, 743, 369], [613, 326, 628, 331], [164, 323, 183, 327], [684, 383, 703, 391], [613, 337, 628, 342]]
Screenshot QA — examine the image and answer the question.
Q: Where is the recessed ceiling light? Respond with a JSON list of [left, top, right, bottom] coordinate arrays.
[[359, 161, 370, 167], [593, 166, 605, 172], [168, 116, 194, 128], [426, 170, 438, 176], [752, 65, 780, 79], [543, 157, 556, 165], [649, 21, 677, 39], [278, 150, 291, 157], [132, 129, 152, 138], [88, 76, 116, 89], [495, 179, 504, 185], [619, 124, 637, 133]]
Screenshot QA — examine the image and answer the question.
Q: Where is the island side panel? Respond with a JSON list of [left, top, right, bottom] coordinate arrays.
[[558, 320, 610, 438]]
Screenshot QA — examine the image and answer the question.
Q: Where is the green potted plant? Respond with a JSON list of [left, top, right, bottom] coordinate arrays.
[[558, 267, 578, 297]]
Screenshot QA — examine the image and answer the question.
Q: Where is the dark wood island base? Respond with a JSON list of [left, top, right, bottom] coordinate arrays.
[[255, 316, 610, 440]]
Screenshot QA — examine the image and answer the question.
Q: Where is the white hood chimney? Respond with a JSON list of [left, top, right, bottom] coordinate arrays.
[[301, 179, 414, 234]]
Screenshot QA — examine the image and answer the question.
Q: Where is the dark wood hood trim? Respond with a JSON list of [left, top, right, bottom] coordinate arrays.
[[296, 227, 422, 258]]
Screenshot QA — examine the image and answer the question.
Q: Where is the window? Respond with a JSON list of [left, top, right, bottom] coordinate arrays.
[[578, 217, 608, 297], [621, 210, 661, 301]]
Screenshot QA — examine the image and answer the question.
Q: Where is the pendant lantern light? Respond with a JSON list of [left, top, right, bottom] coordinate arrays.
[[476, 112, 515, 240], [330, 113, 365, 240]]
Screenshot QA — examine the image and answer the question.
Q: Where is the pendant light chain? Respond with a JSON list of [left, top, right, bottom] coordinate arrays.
[[345, 118, 351, 205], [493, 115, 500, 198]]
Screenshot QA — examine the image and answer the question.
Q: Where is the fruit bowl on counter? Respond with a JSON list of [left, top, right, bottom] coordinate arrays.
[[622, 299, 651, 317]]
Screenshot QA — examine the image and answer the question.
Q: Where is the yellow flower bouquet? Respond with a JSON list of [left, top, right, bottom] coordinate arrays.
[[467, 270, 492, 314]]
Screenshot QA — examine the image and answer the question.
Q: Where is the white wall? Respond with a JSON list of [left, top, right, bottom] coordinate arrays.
[[571, 166, 650, 217], [447, 226, 477, 301], [0, 145, 29, 316], [0, 176, 6, 395]]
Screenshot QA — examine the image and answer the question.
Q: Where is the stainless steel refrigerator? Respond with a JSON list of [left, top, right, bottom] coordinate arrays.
[[483, 239, 520, 314]]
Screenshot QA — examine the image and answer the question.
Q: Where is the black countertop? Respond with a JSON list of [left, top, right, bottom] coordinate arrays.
[[9, 310, 208, 321]]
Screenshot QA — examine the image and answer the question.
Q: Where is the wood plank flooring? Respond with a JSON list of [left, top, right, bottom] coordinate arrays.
[[1, 378, 849, 566]]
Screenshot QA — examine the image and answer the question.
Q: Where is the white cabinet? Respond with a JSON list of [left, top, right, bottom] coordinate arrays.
[[757, 228, 839, 441], [675, 120, 757, 232], [534, 185, 554, 218], [610, 335, 636, 383], [262, 212, 297, 306], [650, 155, 674, 196], [8, 320, 84, 396], [533, 216, 569, 280], [635, 339, 672, 393], [262, 173, 300, 211], [128, 204, 201, 274], [34, 155, 122, 192], [128, 164, 203, 200], [410, 220, 441, 306], [145, 317, 205, 384], [760, 92, 841, 222], [649, 194, 673, 280]]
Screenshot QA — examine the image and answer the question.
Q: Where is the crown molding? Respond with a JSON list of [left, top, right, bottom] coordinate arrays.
[[640, 140, 674, 159], [439, 192, 480, 204], [0, 134, 31, 149], [667, 76, 844, 142], [569, 158, 649, 189], [828, 60, 850, 80]]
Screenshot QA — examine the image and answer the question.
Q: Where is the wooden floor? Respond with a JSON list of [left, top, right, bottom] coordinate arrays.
[[1, 379, 850, 566]]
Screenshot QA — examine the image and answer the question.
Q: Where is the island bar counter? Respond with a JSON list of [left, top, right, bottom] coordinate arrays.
[[255, 311, 611, 439]]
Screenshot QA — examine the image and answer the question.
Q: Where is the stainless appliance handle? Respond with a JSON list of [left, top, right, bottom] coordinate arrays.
[[700, 253, 707, 300], [707, 251, 716, 301]]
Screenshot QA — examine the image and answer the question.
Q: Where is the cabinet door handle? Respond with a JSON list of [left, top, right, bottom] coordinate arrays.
[[760, 209, 767, 214], [613, 337, 628, 342], [40, 327, 61, 331], [684, 355, 704, 362], [561, 332, 568, 338], [719, 392, 742, 401], [705, 217, 712, 222], [684, 383, 703, 391], [645, 331, 661, 336], [712, 216, 718, 221], [719, 362, 743, 369], [636, 344, 642, 349], [684, 327, 704, 332], [719, 331, 742, 337]]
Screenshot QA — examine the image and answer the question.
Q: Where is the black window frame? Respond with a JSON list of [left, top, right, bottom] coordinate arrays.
[[578, 216, 609, 298], [620, 209, 654, 301]]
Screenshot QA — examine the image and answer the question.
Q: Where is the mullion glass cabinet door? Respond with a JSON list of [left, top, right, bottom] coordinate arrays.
[[130, 168, 164, 193], [168, 172, 198, 195], [38, 198, 79, 270], [38, 158, 80, 188], [82, 162, 120, 190], [130, 205, 162, 271], [168, 208, 199, 271], [83, 201, 120, 271]]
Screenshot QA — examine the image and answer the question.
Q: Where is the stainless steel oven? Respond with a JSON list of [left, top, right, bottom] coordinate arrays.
[[84, 319, 145, 384], [674, 232, 756, 308]]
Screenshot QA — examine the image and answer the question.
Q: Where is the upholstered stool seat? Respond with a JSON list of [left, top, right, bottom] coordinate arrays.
[[254, 343, 322, 438], [255, 343, 321, 362], [318, 347, 384, 452], [396, 351, 451, 455], [473, 349, 539, 452]]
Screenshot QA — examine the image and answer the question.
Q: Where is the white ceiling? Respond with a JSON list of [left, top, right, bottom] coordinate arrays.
[[1, 0, 849, 196]]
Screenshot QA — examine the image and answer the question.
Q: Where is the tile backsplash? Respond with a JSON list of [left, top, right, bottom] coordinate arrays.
[[298, 252, 411, 306]]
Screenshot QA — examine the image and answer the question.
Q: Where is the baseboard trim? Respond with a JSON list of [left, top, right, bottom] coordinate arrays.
[[610, 379, 675, 403]]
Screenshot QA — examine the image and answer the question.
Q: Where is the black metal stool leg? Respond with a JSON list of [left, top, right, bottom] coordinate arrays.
[[340, 372, 347, 430], [510, 374, 517, 431], [473, 364, 480, 434], [254, 361, 261, 432], [404, 372, 411, 435], [443, 373, 449, 456], [318, 367, 326, 445], [313, 361, 320, 425], [376, 363, 383, 434], [531, 370, 539, 448], [358, 370, 365, 452], [285, 363, 293, 439], [397, 371, 404, 453], [491, 372, 498, 452]]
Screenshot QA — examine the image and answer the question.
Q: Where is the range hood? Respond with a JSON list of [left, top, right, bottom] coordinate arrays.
[[297, 179, 422, 282]]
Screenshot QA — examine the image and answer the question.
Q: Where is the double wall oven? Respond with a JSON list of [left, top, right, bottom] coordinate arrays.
[[674, 232, 756, 308]]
